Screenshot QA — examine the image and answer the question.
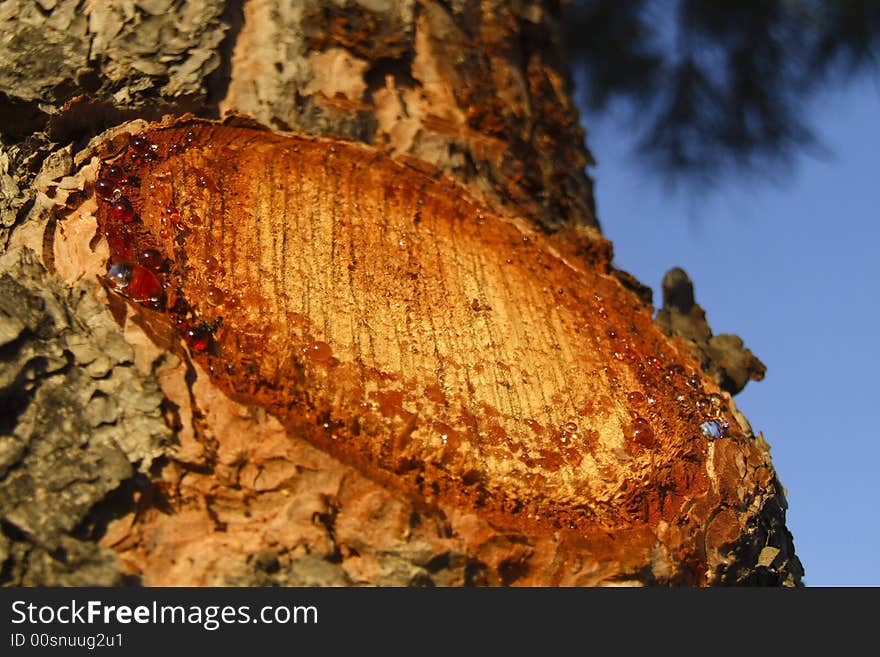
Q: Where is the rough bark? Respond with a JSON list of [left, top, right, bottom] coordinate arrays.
[[0, 0, 801, 586]]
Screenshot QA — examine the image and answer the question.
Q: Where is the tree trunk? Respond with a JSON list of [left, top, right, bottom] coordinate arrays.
[[0, 0, 801, 586]]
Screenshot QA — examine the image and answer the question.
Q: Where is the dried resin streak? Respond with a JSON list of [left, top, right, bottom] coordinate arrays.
[[93, 120, 757, 539]]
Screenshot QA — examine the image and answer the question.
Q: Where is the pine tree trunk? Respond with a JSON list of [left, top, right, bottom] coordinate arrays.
[[0, 0, 801, 586]]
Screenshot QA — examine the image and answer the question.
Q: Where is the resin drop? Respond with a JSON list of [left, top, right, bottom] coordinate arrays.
[[94, 178, 120, 201], [165, 205, 181, 226], [206, 286, 225, 306], [138, 248, 164, 271], [106, 165, 126, 181], [106, 262, 163, 304], [632, 417, 655, 447], [130, 135, 156, 156], [110, 197, 136, 223], [304, 341, 333, 363], [104, 225, 136, 260], [687, 374, 703, 390], [125, 264, 164, 303], [106, 263, 133, 289], [627, 391, 646, 406], [184, 325, 211, 352], [700, 420, 728, 440]]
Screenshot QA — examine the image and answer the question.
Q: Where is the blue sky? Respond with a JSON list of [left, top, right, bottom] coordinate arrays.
[[585, 72, 880, 586]]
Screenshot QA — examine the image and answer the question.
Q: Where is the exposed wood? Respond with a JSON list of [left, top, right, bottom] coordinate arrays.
[[94, 120, 732, 535]]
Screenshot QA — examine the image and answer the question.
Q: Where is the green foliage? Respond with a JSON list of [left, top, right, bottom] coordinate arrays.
[[564, 0, 880, 182]]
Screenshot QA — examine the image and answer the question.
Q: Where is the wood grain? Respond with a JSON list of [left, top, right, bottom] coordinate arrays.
[[94, 119, 753, 539]]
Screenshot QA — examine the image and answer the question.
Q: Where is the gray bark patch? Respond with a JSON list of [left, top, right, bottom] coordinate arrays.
[[0, 247, 169, 585]]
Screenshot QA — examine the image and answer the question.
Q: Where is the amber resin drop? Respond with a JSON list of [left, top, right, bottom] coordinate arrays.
[[106, 262, 163, 305], [138, 248, 164, 271], [94, 178, 120, 201], [110, 197, 136, 223]]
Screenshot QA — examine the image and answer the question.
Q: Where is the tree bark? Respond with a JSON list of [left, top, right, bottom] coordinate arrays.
[[0, 0, 802, 586]]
